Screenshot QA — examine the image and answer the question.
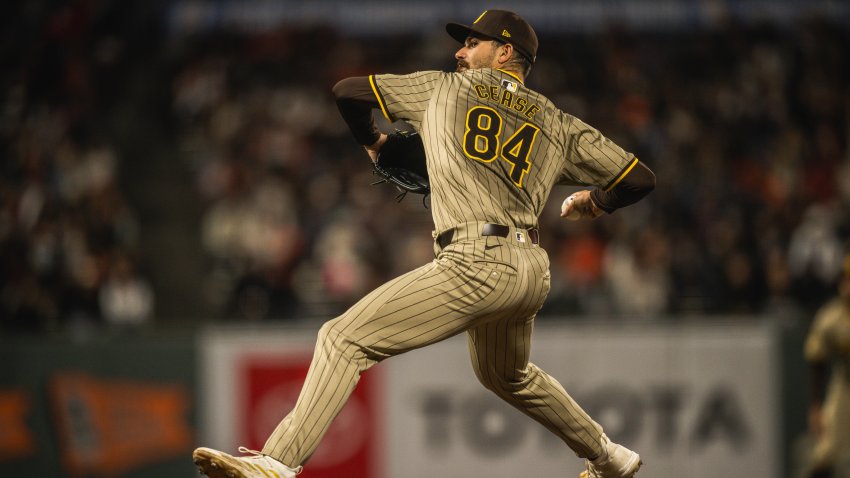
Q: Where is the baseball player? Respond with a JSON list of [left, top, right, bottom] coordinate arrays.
[[804, 254, 850, 478], [193, 10, 655, 478]]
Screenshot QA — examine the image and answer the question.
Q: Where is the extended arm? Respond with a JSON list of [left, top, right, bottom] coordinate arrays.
[[591, 161, 656, 213], [561, 161, 656, 219]]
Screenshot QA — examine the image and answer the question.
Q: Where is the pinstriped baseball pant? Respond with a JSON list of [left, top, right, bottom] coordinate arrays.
[[262, 224, 605, 466]]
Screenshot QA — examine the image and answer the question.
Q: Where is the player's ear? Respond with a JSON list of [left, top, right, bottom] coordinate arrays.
[[498, 43, 514, 65]]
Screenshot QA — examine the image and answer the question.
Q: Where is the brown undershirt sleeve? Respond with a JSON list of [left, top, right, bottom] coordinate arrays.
[[590, 161, 656, 213], [333, 76, 382, 146]]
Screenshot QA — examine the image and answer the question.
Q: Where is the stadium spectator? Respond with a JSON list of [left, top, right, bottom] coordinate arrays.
[[2, 3, 849, 326]]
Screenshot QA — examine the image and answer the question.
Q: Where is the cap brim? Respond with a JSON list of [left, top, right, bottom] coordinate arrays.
[[446, 23, 473, 44], [446, 21, 535, 63]]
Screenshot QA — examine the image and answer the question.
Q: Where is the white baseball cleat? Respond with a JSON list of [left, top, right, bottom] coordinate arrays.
[[193, 446, 302, 478], [578, 434, 642, 478]]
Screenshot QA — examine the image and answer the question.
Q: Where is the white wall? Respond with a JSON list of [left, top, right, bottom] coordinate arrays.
[[199, 321, 779, 478]]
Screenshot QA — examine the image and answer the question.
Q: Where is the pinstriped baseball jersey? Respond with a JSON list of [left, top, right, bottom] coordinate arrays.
[[370, 68, 637, 234], [256, 68, 637, 470], [191, 11, 652, 475]]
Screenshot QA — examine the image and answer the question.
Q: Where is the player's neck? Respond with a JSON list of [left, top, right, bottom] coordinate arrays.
[[496, 67, 525, 84]]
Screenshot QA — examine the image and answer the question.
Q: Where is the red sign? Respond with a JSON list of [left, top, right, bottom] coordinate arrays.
[[241, 355, 381, 478]]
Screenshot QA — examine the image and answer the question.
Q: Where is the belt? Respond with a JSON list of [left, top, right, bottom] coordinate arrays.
[[436, 223, 539, 249]]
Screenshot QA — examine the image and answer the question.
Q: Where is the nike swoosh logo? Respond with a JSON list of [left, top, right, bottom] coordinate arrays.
[[484, 244, 501, 250]]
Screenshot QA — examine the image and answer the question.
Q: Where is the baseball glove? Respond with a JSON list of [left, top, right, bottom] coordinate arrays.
[[371, 130, 430, 202]]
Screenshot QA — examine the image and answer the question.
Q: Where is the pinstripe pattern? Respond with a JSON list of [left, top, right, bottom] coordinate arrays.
[[374, 68, 634, 233], [259, 68, 642, 467], [262, 235, 608, 464]]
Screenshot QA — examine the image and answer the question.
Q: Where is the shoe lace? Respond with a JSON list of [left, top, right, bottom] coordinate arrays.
[[237, 447, 303, 475], [584, 460, 599, 478], [237, 446, 263, 457]]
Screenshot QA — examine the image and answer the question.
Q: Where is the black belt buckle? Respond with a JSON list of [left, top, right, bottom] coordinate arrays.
[[481, 223, 510, 237], [437, 223, 538, 249], [482, 223, 539, 245]]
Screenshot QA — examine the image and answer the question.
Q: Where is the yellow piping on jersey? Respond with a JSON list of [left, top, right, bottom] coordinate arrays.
[[497, 68, 524, 85], [369, 75, 392, 122], [604, 157, 639, 191]]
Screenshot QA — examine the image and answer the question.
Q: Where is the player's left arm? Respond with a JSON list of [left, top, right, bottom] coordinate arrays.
[[333, 77, 385, 150], [333, 72, 443, 160]]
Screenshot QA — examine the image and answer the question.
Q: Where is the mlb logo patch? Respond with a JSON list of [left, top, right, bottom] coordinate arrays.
[[515, 231, 526, 242], [501, 79, 518, 93]]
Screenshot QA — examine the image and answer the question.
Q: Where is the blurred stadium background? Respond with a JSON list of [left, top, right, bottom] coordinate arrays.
[[1, 0, 849, 477]]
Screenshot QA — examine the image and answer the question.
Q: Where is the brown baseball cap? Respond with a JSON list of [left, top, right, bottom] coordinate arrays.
[[446, 10, 538, 63]]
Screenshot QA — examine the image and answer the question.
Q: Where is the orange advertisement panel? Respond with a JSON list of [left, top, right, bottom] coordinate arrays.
[[50, 373, 193, 477], [0, 390, 36, 461]]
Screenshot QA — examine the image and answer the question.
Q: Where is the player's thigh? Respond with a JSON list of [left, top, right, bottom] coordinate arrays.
[[467, 314, 534, 382], [330, 257, 518, 357]]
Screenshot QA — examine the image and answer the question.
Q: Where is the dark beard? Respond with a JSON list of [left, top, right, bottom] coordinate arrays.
[[456, 61, 469, 72]]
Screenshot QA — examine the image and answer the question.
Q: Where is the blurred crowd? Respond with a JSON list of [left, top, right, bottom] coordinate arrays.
[[0, 2, 154, 333], [172, 20, 850, 321], [2, 2, 849, 330]]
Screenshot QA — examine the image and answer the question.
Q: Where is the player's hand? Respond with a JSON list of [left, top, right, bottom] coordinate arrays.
[[364, 133, 388, 163], [560, 190, 603, 220]]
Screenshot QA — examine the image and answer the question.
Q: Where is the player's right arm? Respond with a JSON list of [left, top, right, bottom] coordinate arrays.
[[557, 115, 655, 219]]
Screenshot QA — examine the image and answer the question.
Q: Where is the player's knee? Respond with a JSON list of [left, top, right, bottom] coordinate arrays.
[[317, 319, 346, 348], [473, 366, 531, 395], [470, 358, 497, 386], [317, 318, 369, 356], [317, 320, 332, 339]]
